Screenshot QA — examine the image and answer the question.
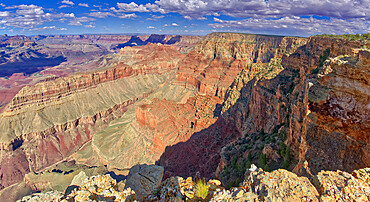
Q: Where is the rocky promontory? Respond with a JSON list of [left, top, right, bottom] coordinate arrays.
[[17, 164, 370, 201]]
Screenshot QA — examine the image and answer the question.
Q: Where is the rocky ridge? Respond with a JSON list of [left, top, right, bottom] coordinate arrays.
[[17, 164, 370, 201]]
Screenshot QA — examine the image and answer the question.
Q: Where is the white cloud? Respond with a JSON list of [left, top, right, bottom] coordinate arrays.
[[68, 16, 95, 26], [1, 5, 55, 28], [110, 0, 368, 35], [147, 14, 165, 20], [147, 26, 155, 28], [30, 26, 67, 31], [88, 12, 115, 18], [85, 24, 95, 28], [210, 16, 370, 36], [0, 3, 5, 7], [151, 15, 165, 19], [0, 11, 10, 17], [117, 13, 138, 19], [78, 3, 89, 7], [171, 23, 179, 26], [58, 5, 69, 9], [61, 0, 74, 6], [116, 2, 149, 12], [63, 13, 75, 18], [148, 0, 369, 20]]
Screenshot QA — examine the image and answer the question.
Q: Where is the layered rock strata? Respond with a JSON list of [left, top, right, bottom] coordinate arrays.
[[175, 33, 306, 98], [0, 44, 183, 190]]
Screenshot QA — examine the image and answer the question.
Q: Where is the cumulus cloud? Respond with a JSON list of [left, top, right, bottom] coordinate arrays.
[[171, 23, 179, 26], [114, 0, 368, 34], [117, 13, 138, 19], [210, 17, 370, 36], [58, 5, 69, 9], [61, 0, 74, 6], [148, 0, 369, 20], [68, 16, 95, 25], [1, 3, 98, 29], [147, 26, 155, 28], [1, 5, 60, 28], [30, 26, 67, 31], [88, 12, 115, 18], [0, 11, 10, 17], [115, 2, 149, 12], [147, 14, 165, 20], [78, 3, 89, 7], [151, 15, 165, 19], [85, 24, 95, 28]]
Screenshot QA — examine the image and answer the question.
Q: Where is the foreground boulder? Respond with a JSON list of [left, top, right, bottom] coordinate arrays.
[[125, 164, 164, 199], [18, 174, 136, 202], [242, 164, 319, 201], [315, 168, 370, 201]]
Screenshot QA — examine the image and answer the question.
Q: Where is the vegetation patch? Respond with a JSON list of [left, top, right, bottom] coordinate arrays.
[[316, 33, 370, 42], [219, 123, 291, 189], [195, 179, 209, 200]]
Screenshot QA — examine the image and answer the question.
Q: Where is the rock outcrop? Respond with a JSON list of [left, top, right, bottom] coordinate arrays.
[[144, 165, 369, 201], [19, 174, 136, 202], [125, 165, 164, 199]]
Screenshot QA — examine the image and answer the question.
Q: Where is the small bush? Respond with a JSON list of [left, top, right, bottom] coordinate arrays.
[[195, 180, 209, 200], [311, 67, 319, 74]]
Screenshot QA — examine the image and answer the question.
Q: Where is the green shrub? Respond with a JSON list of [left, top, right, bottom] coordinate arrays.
[[247, 151, 252, 161], [311, 67, 319, 74], [259, 153, 267, 168], [318, 48, 330, 67], [195, 180, 209, 200], [246, 161, 252, 169]]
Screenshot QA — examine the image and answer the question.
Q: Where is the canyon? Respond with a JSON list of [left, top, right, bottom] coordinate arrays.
[[0, 32, 368, 201]]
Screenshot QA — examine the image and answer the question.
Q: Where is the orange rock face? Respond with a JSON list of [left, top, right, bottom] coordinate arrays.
[[174, 33, 300, 98], [135, 95, 223, 160]]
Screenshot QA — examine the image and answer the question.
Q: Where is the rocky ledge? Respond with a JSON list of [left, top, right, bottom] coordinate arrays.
[[18, 164, 370, 201]]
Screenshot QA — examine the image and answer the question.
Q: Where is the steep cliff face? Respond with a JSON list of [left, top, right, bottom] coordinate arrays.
[[156, 35, 369, 183], [303, 48, 369, 174], [221, 36, 369, 177], [175, 33, 304, 98]]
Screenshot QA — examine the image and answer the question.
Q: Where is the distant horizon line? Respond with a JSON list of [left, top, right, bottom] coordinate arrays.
[[1, 31, 306, 38]]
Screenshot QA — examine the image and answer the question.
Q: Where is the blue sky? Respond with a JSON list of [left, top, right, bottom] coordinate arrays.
[[0, 0, 368, 36]]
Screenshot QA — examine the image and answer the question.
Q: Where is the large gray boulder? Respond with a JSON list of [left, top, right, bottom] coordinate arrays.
[[125, 164, 164, 199]]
